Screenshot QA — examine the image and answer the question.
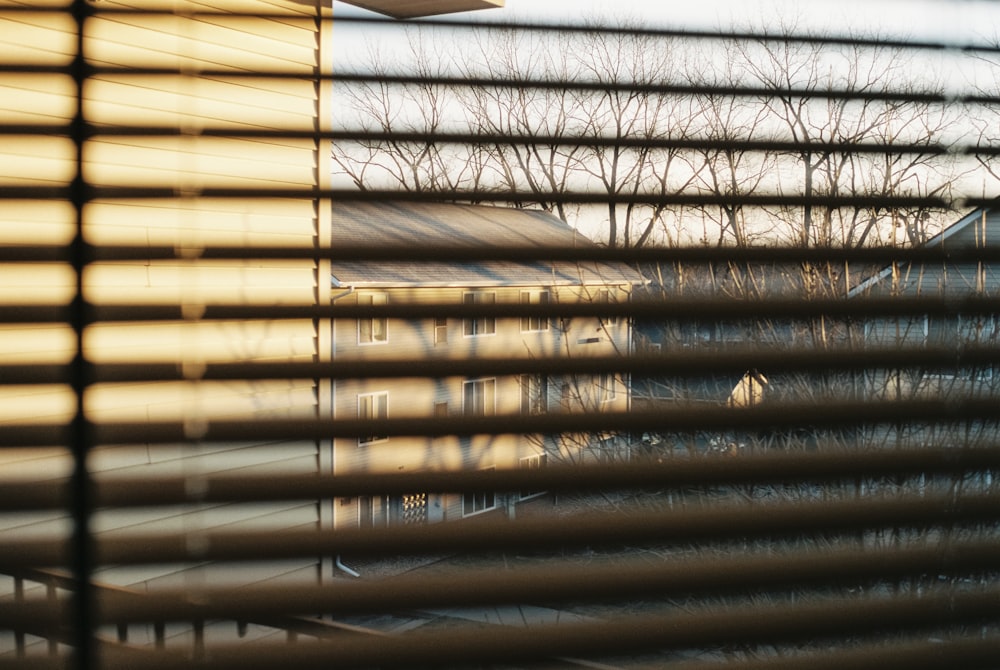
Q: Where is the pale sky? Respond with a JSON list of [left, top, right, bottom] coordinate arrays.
[[329, 0, 1000, 244]]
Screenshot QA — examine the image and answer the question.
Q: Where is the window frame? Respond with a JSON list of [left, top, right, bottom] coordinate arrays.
[[520, 373, 548, 415], [463, 378, 497, 417], [598, 288, 619, 327], [924, 313, 997, 381], [463, 291, 497, 337], [357, 391, 389, 446], [520, 289, 550, 332], [357, 292, 388, 345], [463, 466, 497, 517], [599, 372, 618, 403], [434, 316, 448, 345], [518, 453, 548, 501]]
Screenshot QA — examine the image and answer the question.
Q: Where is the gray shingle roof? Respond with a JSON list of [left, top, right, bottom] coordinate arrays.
[[330, 201, 643, 287], [848, 207, 997, 298]]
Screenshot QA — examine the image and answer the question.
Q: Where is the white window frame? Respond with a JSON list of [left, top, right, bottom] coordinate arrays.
[[357, 392, 388, 446], [520, 289, 550, 332], [463, 466, 496, 516], [463, 378, 496, 416], [357, 292, 388, 345], [597, 433, 623, 463], [598, 288, 619, 326], [434, 316, 448, 345], [463, 291, 496, 337], [520, 373, 548, 415], [518, 453, 548, 501], [865, 314, 927, 347], [599, 372, 618, 403], [963, 314, 998, 380], [926, 314, 997, 381]]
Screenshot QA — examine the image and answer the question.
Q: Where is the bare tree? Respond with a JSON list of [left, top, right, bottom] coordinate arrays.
[[573, 29, 702, 247], [331, 31, 488, 195], [734, 29, 957, 248], [691, 105, 776, 246], [455, 27, 591, 221]]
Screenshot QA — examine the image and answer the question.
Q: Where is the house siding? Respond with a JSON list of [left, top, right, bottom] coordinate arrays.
[[331, 282, 632, 529], [0, 0, 330, 605], [856, 208, 1000, 404]]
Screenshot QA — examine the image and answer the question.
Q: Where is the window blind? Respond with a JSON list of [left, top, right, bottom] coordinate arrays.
[[3, 1, 1000, 669]]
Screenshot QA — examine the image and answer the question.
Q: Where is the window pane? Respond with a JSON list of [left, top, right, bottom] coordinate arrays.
[[521, 374, 547, 414], [464, 379, 496, 416], [521, 290, 549, 331], [464, 292, 496, 336], [359, 293, 387, 344], [359, 392, 387, 444], [434, 317, 447, 344]]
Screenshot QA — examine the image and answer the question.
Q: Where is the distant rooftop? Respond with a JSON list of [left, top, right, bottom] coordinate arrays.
[[330, 201, 643, 288]]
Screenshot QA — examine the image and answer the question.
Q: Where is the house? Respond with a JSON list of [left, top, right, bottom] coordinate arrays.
[[631, 258, 863, 455], [327, 201, 641, 528], [850, 207, 1000, 403], [841, 207, 1000, 455]]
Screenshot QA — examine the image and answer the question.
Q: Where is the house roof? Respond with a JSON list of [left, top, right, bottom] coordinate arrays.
[[330, 201, 644, 288], [848, 207, 996, 297]]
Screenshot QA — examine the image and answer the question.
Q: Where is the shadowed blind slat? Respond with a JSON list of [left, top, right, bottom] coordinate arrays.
[[3, 0, 1000, 668]]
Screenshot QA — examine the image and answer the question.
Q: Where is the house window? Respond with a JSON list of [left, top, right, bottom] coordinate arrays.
[[520, 374, 548, 415], [432, 401, 448, 445], [598, 288, 619, 326], [358, 292, 387, 344], [463, 291, 496, 336], [519, 453, 548, 500], [953, 314, 998, 349], [560, 378, 577, 411], [865, 315, 926, 347], [597, 434, 621, 463], [925, 314, 997, 380], [434, 317, 448, 345], [961, 314, 998, 380], [520, 290, 550, 332], [599, 373, 617, 403], [464, 378, 496, 416], [358, 392, 388, 445], [463, 466, 496, 516]]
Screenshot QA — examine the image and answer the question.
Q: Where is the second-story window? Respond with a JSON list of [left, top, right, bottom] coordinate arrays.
[[463, 291, 496, 336], [520, 289, 550, 332], [358, 292, 387, 345], [434, 317, 448, 345], [358, 392, 388, 446], [520, 374, 548, 415], [598, 288, 619, 326], [519, 453, 548, 500], [599, 373, 617, 403], [463, 378, 496, 416]]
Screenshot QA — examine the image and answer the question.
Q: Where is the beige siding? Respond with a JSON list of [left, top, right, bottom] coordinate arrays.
[[334, 285, 631, 361], [0, 0, 329, 601], [330, 283, 633, 529]]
